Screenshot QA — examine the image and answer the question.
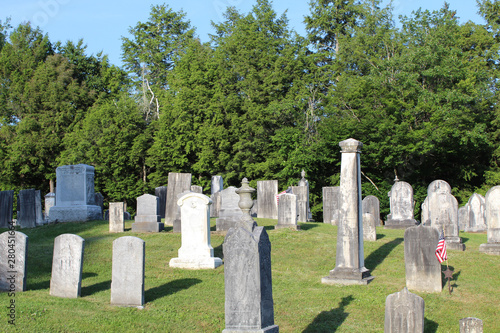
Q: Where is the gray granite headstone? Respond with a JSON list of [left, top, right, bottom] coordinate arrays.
[[323, 186, 340, 225], [384, 287, 424, 333], [404, 225, 442, 293], [165, 172, 191, 231], [211, 175, 223, 195], [35, 190, 44, 225], [0, 190, 14, 228], [111, 236, 145, 307], [109, 202, 125, 233], [459, 317, 483, 333], [479, 186, 500, 255], [363, 195, 381, 226], [257, 180, 278, 219], [291, 186, 308, 223], [210, 191, 222, 218], [465, 193, 487, 232], [44, 192, 55, 222], [94, 193, 104, 220], [17, 189, 36, 228], [191, 185, 203, 194], [276, 193, 299, 230], [50, 234, 84, 298], [131, 194, 164, 232], [216, 187, 243, 231], [458, 205, 469, 232], [155, 186, 168, 219], [429, 191, 464, 250], [0, 231, 28, 292], [385, 180, 417, 229], [362, 213, 377, 241]]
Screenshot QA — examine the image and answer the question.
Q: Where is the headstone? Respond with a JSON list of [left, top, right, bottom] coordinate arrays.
[[276, 193, 299, 230], [465, 193, 487, 232], [165, 172, 191, 231], [0, 231, 28, 292], [48, 164, 102, 222], [257, 180, 278, 219], [210, 191, 222, 218], [291, 186, 308, 223], [0, 190, 14, 228], [323, 186, 340, 225], [322, 139, 374, 285], [421, 180, 452, 226], [44, 192, 56, 222], [363, 195, 381, 226], [385, 180, 417, 229], [50, 234, 85, 298], [216, 187, 243, 231], [479, 186, 500, 255], [428, 191, 465, 250], [131, 194, 164, 232], [169, 193, 222, 269], [459, 317, 483, 333], [297, 170, 312, 220], [458, 206, 469, 231], [94, 193, 104, 220], [104, 208, 131, 221], [111, 236, 145, 307], [404, 225, 442, 292], [109, 202, 125, 233], [155, 186, 168, 219], [384, 287, 424, 333], [191, 185, 203, 194], [362, 213, 377, 241], [211, 175, 223, 195], [17, 189, 36, 228], [35, 190, 44, 225]]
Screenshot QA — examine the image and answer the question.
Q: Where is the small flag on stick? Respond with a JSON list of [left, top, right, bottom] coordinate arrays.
[[435, 230, 448, 263], [276, 188, 292, 205]]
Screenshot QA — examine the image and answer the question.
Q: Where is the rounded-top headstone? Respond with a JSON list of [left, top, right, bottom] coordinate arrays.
[[427, 180, 451, 196]]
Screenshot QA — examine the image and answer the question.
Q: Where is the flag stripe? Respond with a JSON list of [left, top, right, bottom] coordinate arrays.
[[435, 231, 448, 263]]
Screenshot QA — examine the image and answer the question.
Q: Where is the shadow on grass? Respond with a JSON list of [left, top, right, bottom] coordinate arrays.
[[28, 279, 51, 291], [82, 280, 111, 297], [302, 295, 353, 332], [424, 317, 439, 332], [146, 278, 202, 303], [214, 242, 223, 259], [461, 237, 469, 244], [364, 238, 403, 271], [299, 223, 320, 231], [376, 234, 385, 240]]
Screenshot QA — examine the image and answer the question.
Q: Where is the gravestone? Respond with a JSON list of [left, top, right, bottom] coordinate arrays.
[[131, 194, 164, 232], [0, 190, 14, 228], [459, 317, 483, 333], [323, 186, 340, 225], [404, 225, 442, 292], [363, 195, 381, 226], [384, 287, 424, 333], [385, 180, 417, 229], [216, 186, 243, 231], [479, 186, 500, 255], [191, 185, 203, 194], [111, 236, 145, 307], [0, 231, 28, 292], [49, 164, 102, 222], [421, 180, 452, 226], [465, 193, 487, 232], [291, 186, 308, 223], [458, 206, 469, 231], [210, 191, 222, 218], [362, 213, 377, 241], [257, 180, 278, 219], [428, 191, 465, 250], [155, 186, 168, 219], [44, 192, 56, 222], [17, 189, 36, 228], [109, 202, 125, 233], [322, 139, 374, 285], [276, 193, 299, 230], [211, 175, 223, 194], [297, 169, 312, 220], [170, 193, 222, 269], [35, 190, 44, 225], [50, 234, 84, 298], [165, 172, 191, 231]]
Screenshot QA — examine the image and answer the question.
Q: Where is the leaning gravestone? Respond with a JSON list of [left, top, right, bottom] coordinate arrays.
[[17, 189, 37, 228], [465, 193, 487, 232], [429, 191, 465, 250], [385, 179, 417, 229], [362, 213, 377, 241], [276, 193, 299, 230], [459, 317, 483, 333], [323, 186, 340, 225], [384, 287, 424, 333], [155, 186, 168, 219], [50, 234, 85, 298], [363, 195, 381, 226], [0, 231, 28, 292], [131, 194, 164, 232], [0, 190, 14, 228], [111, 236, 145, 307], [165, 172, 191, 231], [109, 202, 125, 233], [257, 180, 278, 219], [216, 186, 243, 231], [49, 164, 102, 222], [479, 186, 500, 255], [404, 225, 442, 293], [170, 193, 222, 269]]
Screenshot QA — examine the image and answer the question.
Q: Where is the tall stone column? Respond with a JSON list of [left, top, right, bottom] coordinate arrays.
[[322, 138, 374, 285]]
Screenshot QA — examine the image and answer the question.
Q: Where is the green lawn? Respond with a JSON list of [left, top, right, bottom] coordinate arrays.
[[1, 219, 498, 332]]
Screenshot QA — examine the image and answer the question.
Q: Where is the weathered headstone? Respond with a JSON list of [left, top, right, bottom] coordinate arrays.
[[111, 236, 145, 307], [165, 172, 191, 232], [17, 189, 36, 228], [479, 186, 500, 255], [363, 195, 381, 226], [44, 192, 56, 222], [465, 193, 487, 232], [49, 164, 102, 222], [459, 317, 483, 333], [297, 169, 312, 220], [210, 191, 222, 218], [50, 234, 85, 298], [191, 185, 203, 194], [404, 225, 442, 293], [428, 191, 465, 251], [291, 185, 308, 223], [385, 179, 417, 229], [0, 231, 28, 292], [0, 190, 14, 228], [323, 186, 340, 225], [384, 287, 424, 333], [276, 193, 299, 230], [421, 180, 452, 226], [216, 186, 243, 231], [109, 202, 125, 233], [155, 186, 168, 219], [35, 190, 44, 225], [458, 206, 469, 231], [322, 139, 374, 285], [131, 194, 164, 232], [257, 180, 278, 219], [170, 193, 222, 269], [362, 213, 377, 241]]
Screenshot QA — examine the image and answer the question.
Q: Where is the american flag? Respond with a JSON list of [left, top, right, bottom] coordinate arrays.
[[435, 230, 448, 263], [276, 188, 292, 205]]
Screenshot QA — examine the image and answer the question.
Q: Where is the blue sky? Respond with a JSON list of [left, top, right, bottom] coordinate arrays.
[[3, 0, 486, 67]]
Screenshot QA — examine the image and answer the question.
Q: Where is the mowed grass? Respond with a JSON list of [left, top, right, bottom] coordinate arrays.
[[0, 218, 498, 332]]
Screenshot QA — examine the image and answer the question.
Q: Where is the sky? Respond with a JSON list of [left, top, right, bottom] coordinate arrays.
[[2, 0, 486, 67]]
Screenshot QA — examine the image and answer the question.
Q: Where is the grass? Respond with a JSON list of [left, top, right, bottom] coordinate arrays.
[[0, 218, 498, 332]]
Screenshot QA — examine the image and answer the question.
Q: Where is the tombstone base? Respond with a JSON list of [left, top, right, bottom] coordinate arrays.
[[321, 267, 374, 285], [222, 325, 279, 333], [446, 237, 466, 251], [384, 219, 417, 229], [131, 222, 164, 233], [169, 256, 222, 269], [49, 205, 102, 223], [479, 243, 500, 255], [275, 224, 300, 230]]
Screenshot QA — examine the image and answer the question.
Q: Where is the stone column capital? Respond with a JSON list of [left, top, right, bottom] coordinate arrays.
[[339, 138, 363, 153]]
